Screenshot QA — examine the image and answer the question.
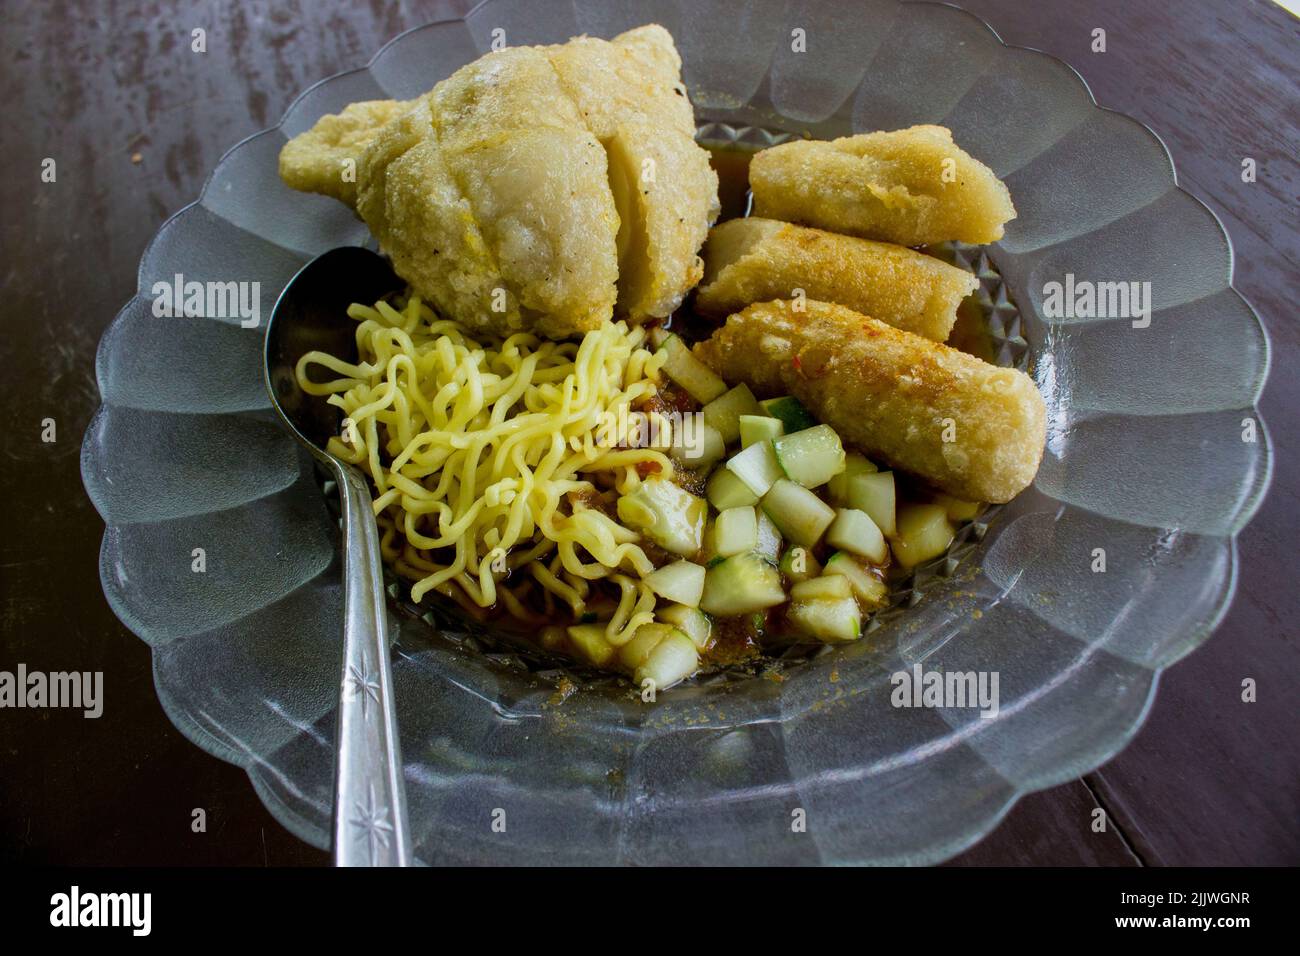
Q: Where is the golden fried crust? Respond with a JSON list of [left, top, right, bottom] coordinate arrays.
[[696, 218, 979, 341], [278, 99, 413, 205], [750, 125, 1016, 246], [606, 120, 716, 318], [432, 48, 618, 332], [277, 24, 717, 337], [692, 299, 1045, 503], [546, 26, 717, 319], [449, 128, 620, 337], [356, 100, 515, 336], [545, 25, 695, 141]]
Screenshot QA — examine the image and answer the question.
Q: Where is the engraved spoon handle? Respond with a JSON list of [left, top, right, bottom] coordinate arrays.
[[330, 457, 412, 866]]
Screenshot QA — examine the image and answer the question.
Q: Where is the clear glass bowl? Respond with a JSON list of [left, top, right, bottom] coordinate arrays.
[[81, 0, 1272, 864]]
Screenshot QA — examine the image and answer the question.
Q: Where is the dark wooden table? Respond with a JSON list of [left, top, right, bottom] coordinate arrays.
[[1, 0, 1295, 866]]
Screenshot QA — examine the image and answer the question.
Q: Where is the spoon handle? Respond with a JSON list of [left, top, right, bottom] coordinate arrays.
[[330, 458, 412, 866]]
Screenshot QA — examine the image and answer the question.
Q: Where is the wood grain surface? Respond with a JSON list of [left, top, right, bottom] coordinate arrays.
[[0, 0, 1294, 865]]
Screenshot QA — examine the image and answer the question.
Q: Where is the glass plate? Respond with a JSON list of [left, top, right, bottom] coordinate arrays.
[[81, 0, 1272, 864]]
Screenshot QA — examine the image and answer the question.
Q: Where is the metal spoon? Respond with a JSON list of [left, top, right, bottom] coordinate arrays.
[[264, 247, 412, 866]]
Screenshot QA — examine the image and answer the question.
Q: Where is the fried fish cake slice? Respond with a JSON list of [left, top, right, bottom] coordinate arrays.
[[750, 125, 1016, 246], [547, 27, 718, 318], [278, 99, 413, 205], [545, 24, 696, 140], [431, 46, 588, 143], [696, 218, 979, 341], [445, 127, 620, 337], [692, 299, 1045, 503], [354, 100, 516, 336], [604, 120, 716, 318]]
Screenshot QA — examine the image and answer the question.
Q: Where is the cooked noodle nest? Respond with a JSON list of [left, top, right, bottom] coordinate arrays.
[[295, 295, 676, 646]]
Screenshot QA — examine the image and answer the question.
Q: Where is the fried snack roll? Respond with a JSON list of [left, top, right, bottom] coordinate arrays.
[[749, 125, 1016, 246], [693, 299, 1045, 503], [696, 218, 979, 341]]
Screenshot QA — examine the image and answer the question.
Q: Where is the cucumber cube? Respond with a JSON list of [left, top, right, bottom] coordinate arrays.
[[826, 508, 888, 564], [761, 478, 836, 547], [657, 334, 727, 403], [824, 552, 889, 608], [827, 452, 879, 504], [706, 467, 760, 510], [670, 420, 726, 468], [702, 383, 764, 444], [760, 395, 818, 432], [739, 414, 784, 448], [847, 470, 896, 536], [773, 425, 845, 488], [713, 506, 758, 557], [644, 560, 706, 607], [779, 545, 822, 582], [656, 603, 713, 649], [932, 492, 983, 522], [892, 504, 955, 570], [787, 597, 861, 643], [616, 477, 706, 557], [726, 439, 783, 497], [634, 631, 699, 690], [566, 623, 617, 666], [699, 552, 786, 616], [755, 508, 783, 562], [790, 574, 853, 602], [618, 622, 675, 670]]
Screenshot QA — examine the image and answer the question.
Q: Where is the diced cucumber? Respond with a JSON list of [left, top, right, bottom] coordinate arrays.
[[699, 552, 786, 616], [670, 420, 726, 468], [618, 622, 674, 670], [713, 506, 758, 557], [773, 425, 845, 488], [779, 545, 822, 582], [702, 383, 764, 444], [726, 439, 783, 497], [755, 509, 783, 562], [892, 504, 955, 570], [617, 477, 706, 557], [787, 597, 861, 644], [707, 467, 760, 510], [824, 552, 889, 608], [644, 560, 706, 607], [847, 471, 896, 536], [826, 508, 888, 564], [790, 574, 853, 602], [761, 395, 818, 432], [634, 631, 699, 689], [761, 478, 835, 547], [657, 603, 712, 649], [932, 492, 983, 522], [567, 623, 617, 667], [657, 334, 727, 403], [739, 414, 784, 448], [828, 452, 879, 504]]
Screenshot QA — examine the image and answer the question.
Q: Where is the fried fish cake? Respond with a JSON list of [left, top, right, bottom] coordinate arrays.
[[278, 25, 718, 338], [696, 218, 979, 341], [750, 125, 1016, 246], [693, 299, 1045, 503], [278, 99, 413, 206]]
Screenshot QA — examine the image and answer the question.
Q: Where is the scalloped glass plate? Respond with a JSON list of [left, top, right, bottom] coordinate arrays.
[[81, 0, 1271, 865]]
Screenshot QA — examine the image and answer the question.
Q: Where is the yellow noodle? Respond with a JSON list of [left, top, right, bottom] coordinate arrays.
[[295, 293, 673, 623]]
